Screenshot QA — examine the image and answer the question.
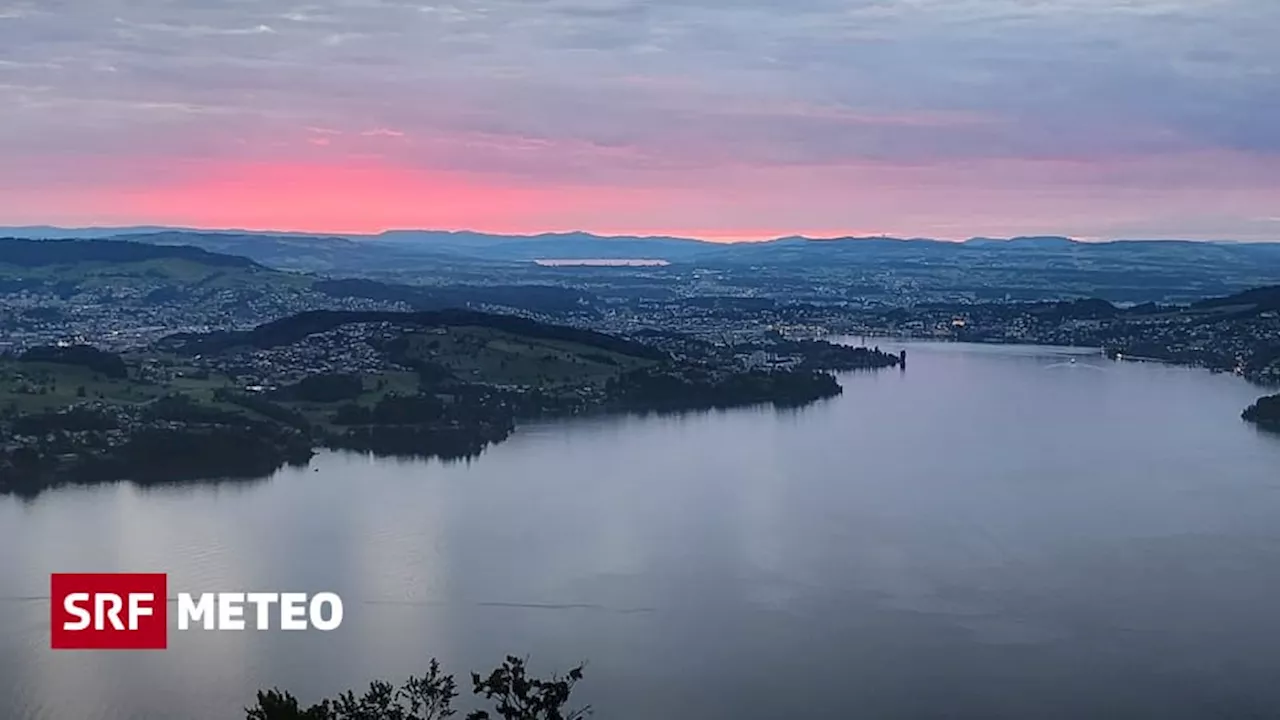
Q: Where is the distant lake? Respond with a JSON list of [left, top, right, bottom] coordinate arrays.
[[533, 258, 670, 266], [5, 341, 1280, 719]]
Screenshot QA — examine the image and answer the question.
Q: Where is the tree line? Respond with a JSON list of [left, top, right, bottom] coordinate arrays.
[[247, 656, 589, 720]]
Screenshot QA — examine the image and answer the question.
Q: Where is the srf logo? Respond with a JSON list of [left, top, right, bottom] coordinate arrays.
[[51, 573, 168, 650], [50, 572, 344, 650]]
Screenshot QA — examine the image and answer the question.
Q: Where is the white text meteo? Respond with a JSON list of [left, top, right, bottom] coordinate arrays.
[[176, 592, 343, 631]]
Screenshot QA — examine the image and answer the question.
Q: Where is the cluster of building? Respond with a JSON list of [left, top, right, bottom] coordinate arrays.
[[843, 304, 1280, 384], [1, 399, 162, 460], [0, 285, 407, 355], [189, 322, 415, 388]]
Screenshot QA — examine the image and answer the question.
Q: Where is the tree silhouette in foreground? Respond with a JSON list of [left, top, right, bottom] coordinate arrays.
[[247, 657, 590, 720]]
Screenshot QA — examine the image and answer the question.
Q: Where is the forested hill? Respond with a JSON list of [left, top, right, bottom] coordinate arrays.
[[311, 278, 598, 315], [1243, 394, 1280, 431], [158, 309, 669, 360], [1193, 285, 1280, 312], [0, 237, 266, 270], [0, 238, 591, 317]]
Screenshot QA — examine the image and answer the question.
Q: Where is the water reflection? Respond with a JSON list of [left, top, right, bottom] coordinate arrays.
[[3, 342, 1280, 719], [3, 473, 275, 502]]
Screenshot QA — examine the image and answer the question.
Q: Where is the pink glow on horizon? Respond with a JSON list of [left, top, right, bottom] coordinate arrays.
[[2, 0, 1277, 242], [9, 159, 657, 236], [0, 149, 1277, 242]]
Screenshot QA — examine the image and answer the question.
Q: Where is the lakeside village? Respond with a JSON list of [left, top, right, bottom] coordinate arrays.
[[3, 266, 1278, 386], [839, 304, 1280, 385], [4, 265, 1280, 493], [0, 315, 904, 494], [126, 322, 897, 392], [0, 279, 875, 373]]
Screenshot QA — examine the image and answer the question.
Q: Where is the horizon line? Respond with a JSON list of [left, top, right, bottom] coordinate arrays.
[[0, 223, 1268, 245]]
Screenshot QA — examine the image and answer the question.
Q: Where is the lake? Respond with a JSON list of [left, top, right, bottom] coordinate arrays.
[[5, 341, 1280, 719]]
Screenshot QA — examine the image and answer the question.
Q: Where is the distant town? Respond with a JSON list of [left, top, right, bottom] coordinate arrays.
[[3, 259, 1277, 386], [3, 233, 1280, 495]]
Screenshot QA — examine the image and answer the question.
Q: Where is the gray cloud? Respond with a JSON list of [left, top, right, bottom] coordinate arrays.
[[0, 0, 1276, 181]]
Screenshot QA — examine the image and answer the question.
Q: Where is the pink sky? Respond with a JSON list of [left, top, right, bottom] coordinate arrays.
[[1, 0, 1277, 241]]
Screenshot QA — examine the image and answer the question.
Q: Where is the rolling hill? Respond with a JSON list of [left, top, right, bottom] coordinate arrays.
[[0, 237, 602, 316], [106, 230, 505, 274], [156, 308, 665, 359], [0, 237, 295, 294], [8, 226, 1280, 304]]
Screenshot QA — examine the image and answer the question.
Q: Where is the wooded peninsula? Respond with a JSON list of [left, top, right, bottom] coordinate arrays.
[[0, 310, 900, 495]]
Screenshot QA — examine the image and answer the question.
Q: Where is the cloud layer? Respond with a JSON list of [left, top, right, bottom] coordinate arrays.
[[1, 0, 1277, 239]]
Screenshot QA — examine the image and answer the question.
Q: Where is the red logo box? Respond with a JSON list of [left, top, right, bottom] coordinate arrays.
[[50, 573, 168, 650]]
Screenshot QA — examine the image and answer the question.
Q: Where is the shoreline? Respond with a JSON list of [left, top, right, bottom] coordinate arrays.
[[0, 370, 849, 497], [837, 334, 1276, 387]]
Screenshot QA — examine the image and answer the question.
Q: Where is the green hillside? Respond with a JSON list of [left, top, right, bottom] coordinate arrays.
[[0, 307, 848, 494], [0, 237, 303, 292], [388, 324, 657, 388]]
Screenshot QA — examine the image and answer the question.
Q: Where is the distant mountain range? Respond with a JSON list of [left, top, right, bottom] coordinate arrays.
[[3, 225, 1276, 265], [7, 226, 1280, 304], [5, 224, 1273, 249]]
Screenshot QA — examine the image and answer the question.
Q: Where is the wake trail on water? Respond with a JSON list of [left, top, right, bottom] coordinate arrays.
[[1043, 362, 1109, 371]]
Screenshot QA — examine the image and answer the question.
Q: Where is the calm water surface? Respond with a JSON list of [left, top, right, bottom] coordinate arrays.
[[4, 341, 1280, 719]]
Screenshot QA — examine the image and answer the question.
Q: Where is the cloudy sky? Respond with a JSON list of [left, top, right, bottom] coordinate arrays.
[[1, 0, 1276, 240]]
